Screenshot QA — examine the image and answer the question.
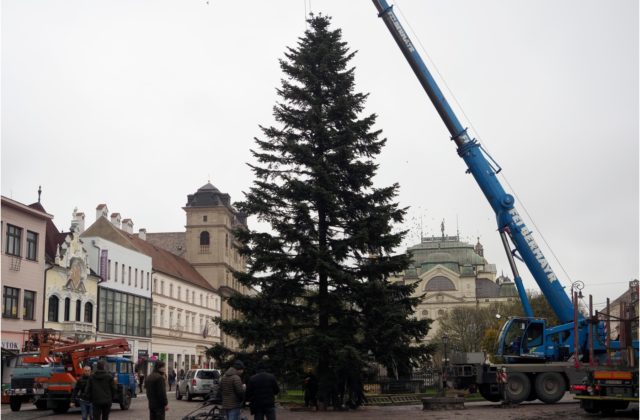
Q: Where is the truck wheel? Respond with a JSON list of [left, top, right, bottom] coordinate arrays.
[[52, 401, 70, 414], [600, 401, 617, 415], [35, 399, 48, 410], [505, 372, 530, 404], [479, 384, 501, 402], [580, 400, 601, 413], [119, 391, 132, 410], [9, 397, 22, 412], [534, 372, 565, 404]]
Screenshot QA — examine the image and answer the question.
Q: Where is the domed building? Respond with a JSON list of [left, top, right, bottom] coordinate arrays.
[[395, 230, 518, 341]]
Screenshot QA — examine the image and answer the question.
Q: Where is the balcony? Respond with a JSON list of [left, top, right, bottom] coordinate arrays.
[[61, 321, 95, 333]]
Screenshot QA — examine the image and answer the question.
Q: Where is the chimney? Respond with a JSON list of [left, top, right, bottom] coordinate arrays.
[[110, 212, 122, 229], [71, 208, 85, 233], [96, 204, 109, 220], [138, 228, 147, 241], [122, 218, 134, 234]]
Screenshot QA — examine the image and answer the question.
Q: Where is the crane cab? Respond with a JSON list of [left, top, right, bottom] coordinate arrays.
[[497, 317, 549, 362]]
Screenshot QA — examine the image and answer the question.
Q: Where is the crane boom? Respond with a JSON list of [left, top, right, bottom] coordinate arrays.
[[371, 0, 575, 324]]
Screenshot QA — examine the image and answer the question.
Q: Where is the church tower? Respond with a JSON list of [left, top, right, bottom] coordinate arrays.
[[183, 182, 247, 292], [183, 182, 247, 350]]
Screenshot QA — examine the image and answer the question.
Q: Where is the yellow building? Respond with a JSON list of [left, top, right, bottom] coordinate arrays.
[[44, 223, 99, 342]]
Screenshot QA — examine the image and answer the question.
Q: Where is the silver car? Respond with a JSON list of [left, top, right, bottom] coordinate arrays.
[[176, 369, 221, 401]]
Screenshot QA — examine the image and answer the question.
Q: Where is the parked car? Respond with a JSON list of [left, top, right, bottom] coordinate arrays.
[[176, 369, 220, 401]]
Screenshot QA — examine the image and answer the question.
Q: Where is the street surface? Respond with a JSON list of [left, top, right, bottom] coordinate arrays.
[[2, 392, 638, 420]]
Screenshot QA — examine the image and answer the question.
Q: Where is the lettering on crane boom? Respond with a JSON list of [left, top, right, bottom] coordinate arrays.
[[388, 12, 416, 53], [508, 208, 558, 283]]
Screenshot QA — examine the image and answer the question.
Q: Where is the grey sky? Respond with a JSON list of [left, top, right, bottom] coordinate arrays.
[[2, 0, 638, 308]]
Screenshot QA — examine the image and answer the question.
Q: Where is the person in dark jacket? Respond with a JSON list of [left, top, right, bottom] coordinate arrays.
[[145, 360, 169, 420], [73, 366, 93, 420], [221, 360, 245, 420], [85, 360, 116, 420], [246, 361, 280, 420]]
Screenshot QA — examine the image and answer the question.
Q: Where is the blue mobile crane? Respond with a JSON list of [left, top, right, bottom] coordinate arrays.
[[370, 0, 638, 404]]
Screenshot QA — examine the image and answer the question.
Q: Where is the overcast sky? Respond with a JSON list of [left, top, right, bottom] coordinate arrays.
[[2, 0, 638, 309]]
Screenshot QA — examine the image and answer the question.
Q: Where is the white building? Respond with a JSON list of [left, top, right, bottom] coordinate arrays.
[[127, 229, 222, 374], [79, 205, 153, 366]]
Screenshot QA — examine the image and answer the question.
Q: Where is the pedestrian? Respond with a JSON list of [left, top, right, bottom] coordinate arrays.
[[168, 369, 176, 391], [138, 369, 145, 393], [246, 361, 279, 420], [73, 366, 93, 420], [85, 360, 116, 420], [179, 368, 185, 381], [146, 360, 169, 420], [221, 360, 246, 420], [303, 370, 318, 410]]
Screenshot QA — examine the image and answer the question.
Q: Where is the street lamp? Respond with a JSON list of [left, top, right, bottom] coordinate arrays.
[[442, 335, 449, 394]]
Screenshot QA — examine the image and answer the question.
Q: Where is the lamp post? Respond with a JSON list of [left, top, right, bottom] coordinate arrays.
[[442, 335, 449, 395]]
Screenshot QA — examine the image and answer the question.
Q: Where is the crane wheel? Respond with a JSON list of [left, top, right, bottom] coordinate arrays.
[[534, 372, 565, 404], [478, 384, 501, 402], [505, 372, 530, 404]]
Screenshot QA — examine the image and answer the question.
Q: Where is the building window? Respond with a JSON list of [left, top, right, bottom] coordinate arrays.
[[200, 231, 210, 253], [64, 298, 71, 321], [203, 215, 207, 222], [75, 299, 82, 321], [192, 291, 195, 303], [147, 273, 150, 290], [154, 278, 157, 293], [186, 288, 189, 302], [135, 268, 138, 287], [23, 290, 35, 320], [170, 284, 173, 298], [97, 288, 151, 337], [84, 302, 93, 323], [192, 315, 195, 332], [121, 264, 125, 283], [115, 262, 118, 281], [178, 286, 181, 300], [3, 286, 20, 318], [160, 309, 164, 326], [161, 281, 165, 295], [108, 259, 112, 280], [5, 224, 22, 256], [200, 294, 203, 306], [26, 231, 38, 261], [48, 295, 59, 321], [140, 270, 144, 288], [128, 267, 132, 285], [153, 307, 157, 326]]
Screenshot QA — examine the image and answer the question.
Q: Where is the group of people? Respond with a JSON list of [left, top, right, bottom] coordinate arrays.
[[71, 361, 119, 420], [220, 360, 280, 420], [72, 358, 281, 420]]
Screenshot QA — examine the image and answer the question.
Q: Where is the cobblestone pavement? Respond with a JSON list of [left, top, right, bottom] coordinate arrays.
[[2, 392, 638, 420]]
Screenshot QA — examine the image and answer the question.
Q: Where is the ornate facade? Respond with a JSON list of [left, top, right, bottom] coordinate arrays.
[[395, 231, 518, 341]]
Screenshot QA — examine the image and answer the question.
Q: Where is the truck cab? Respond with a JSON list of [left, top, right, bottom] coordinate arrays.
[[8, 353, 63, 412]]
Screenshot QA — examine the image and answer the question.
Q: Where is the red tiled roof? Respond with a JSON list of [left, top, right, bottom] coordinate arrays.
[[124, 233, 216, 292]]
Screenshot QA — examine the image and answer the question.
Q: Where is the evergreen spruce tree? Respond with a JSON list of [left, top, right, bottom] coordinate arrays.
[[211, 15, 432, 408]]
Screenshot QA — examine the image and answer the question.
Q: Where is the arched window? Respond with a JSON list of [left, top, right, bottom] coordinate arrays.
[[421, 309, 429, 316], [75, 299, 82, 321], [425, 276, 456, 292], [200, 231, 210, 254], [64, 298, 71, 321], [48, 296, 59, 322], [84, 302, 93, 323]]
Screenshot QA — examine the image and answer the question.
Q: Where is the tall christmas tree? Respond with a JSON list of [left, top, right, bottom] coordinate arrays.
[[212, 15, 432, 408]]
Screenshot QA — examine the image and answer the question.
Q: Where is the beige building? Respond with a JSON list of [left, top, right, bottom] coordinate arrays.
[[394, 232, 518, 341], [123, 230, 221, 373], [1, 195, 51, 351], [145, 182, 248, 350]]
